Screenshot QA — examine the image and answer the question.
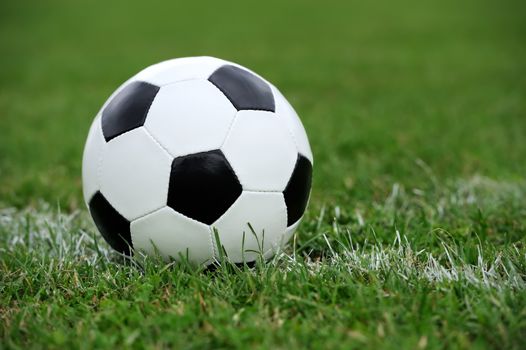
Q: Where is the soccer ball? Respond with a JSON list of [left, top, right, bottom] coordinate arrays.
[[82, 56, 313, 264]]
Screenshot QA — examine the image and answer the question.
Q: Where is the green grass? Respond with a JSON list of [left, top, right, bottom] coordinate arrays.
[[1, 0, 525, 348]]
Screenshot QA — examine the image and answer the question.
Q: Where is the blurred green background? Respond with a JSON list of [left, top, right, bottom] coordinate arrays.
[[0, 0, 525, 208], [1, 1, 526, 348]]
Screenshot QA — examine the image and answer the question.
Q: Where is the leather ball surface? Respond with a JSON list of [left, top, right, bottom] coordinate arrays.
[[82, 56, 313, 264]]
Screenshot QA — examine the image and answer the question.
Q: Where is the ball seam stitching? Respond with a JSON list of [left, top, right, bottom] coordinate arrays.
[[142, 127, 175, 211], [95, 116, 105, 201]]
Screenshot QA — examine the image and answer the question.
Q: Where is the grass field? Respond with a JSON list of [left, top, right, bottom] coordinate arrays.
[[1, 0, 526, 348]]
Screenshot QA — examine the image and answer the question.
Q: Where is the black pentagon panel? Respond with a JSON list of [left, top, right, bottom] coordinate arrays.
[[102, 81, 160, 141], [284, 154, 313, 226], [88, 191, 133, 255], [168, 150, 242, 225], [208, 65, 275, 112]]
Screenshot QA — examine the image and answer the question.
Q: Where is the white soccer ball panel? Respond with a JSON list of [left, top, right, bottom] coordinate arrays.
[[271, 85, 313, 163], [99, 128, 172, 220], [133, 56, 228, 86], [282, 218, 301, 249], [82, 114, 105, 204], [145, 80, 236, 158], [221, 110, 297, 192], [212, 191, 287, 262], [261, 218, 301, 260], [130, 206, 214, 264]]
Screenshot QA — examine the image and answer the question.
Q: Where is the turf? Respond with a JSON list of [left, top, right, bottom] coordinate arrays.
[[1, 0, 525, 348]]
